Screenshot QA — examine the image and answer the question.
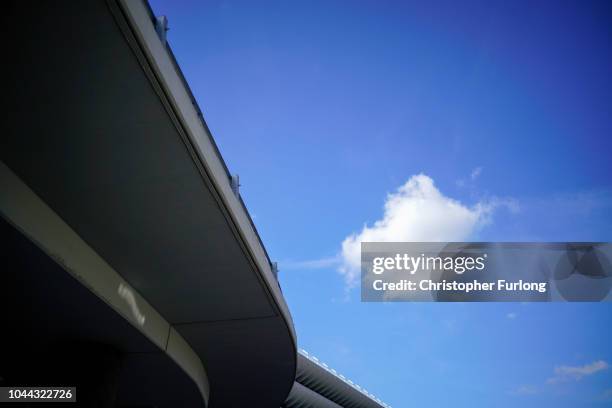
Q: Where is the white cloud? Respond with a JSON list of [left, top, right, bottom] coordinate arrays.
[[506, 312, 518, 319], [339, 174, 499, 287], [547, 360, 609, 384]]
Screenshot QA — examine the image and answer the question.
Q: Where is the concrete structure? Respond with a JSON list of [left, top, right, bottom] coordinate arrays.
[[2, 1, 390, 407]]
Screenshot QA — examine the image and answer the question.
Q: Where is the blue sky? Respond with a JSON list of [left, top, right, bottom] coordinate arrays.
[[150, 1, 612, 406]]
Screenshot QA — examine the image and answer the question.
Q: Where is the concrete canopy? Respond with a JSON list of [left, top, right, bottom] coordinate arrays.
[[3, 0, 296, 406]]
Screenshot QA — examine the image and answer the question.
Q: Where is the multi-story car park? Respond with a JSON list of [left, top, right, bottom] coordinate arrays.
[[2, 1, 390, 407]]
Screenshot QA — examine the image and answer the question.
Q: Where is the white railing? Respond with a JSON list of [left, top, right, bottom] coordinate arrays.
[[298, 349, 392, 408]]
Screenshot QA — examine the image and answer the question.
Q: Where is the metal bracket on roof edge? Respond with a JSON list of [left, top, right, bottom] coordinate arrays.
[[271, 262, 279, 279], [230, 174, 240, 197], [155, 15, 169, 45]]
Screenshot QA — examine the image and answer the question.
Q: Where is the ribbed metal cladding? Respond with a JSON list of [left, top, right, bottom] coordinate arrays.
[[295, 354, 387, 408], [284, 382, 343, 408]]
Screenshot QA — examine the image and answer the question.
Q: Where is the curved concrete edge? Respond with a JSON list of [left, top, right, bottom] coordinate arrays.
[[0, 160, 210, 406], [111, 0, 296, 344], [166, 327, 210, 403]]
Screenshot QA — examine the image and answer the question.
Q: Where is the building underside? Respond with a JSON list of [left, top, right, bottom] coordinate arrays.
[[2, 1, 389, 407]]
